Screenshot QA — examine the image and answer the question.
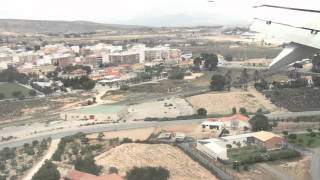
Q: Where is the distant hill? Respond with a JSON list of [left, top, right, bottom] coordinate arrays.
[[123, 13, 250, 27], [0, 19, 144, 34]]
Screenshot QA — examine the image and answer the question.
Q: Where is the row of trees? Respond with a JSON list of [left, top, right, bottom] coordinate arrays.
[[62, 76, 96, 90], [210, 69, 251, 91], [0, 67, 29, 84], [193, 53, 219, 71]]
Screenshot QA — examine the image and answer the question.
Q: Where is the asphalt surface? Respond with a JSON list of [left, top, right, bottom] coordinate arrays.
[[2, 110, 320, 149], [0, 119, 206, 150], [311, 152, 320, 180]]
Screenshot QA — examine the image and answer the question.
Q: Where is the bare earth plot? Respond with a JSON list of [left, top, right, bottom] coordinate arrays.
[[187, 88, 278, 115], [125, 98, 194, 121], [95, 143, 218, 180], [87, 128, 156, 141]]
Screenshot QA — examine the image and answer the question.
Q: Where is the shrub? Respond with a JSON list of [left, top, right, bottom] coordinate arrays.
[[74, 155, 102, 176], [31, 160, 60, 180], [121, 138, 133, 144], [109, 167, 119, 174], [120, 85, 130, 91], [126, 166, 170, 180], [197, 108, 207, 116]]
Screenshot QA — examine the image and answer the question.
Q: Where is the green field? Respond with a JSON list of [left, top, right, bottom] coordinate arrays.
[[290, 133, 320, 148], [0, 83, 31, 99], [228, 145, 300, 164], [176, 43, 282, 60]]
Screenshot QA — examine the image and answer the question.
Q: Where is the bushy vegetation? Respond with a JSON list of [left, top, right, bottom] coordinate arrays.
[[249, 112, 271, 132], [74, 155, 102, 175], [63, 65, 91, 74], [197, 108, 207, 116], [0, 67, 29, 84], [31, 160, 60, 180], [201, 53, 218, 71], [264, 88, 320, 112], [288, 132, 320, 148], [228, 146, 300, 165], [52, 133, 90, 161], [210, 75, 226, 91], [168, 69, 185, 80], [62, 76, 95, 90], [126, 166, 170, 180]]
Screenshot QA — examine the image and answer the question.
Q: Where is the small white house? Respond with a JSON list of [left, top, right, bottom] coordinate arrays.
[[202, 114, 250, 130]]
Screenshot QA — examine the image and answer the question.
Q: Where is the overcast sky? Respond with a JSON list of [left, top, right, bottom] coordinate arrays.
[[1, 0, 318, 25]]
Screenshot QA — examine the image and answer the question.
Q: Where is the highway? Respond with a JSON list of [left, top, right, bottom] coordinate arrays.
[[0, 119, 206, 149], [2, 110, 320, 149]]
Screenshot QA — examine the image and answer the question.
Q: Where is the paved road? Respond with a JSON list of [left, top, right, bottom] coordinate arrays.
[[311, 152, 320, 180], [266, 111, 320, 120], [0, 119, 205, 150], [2, 110, 320, 149]]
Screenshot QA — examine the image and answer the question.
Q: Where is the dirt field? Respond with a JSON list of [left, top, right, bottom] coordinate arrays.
[[268, 157, 312, 180], [95, 143, 218, 180], [125, 98, 194, 121], [187, 88, 279, 115], [87, 128, 156, 141]]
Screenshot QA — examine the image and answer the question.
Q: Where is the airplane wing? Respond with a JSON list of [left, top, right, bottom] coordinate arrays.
[[250, 3, 320, 71]]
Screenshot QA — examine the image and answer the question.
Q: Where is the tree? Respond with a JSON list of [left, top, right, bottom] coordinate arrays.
[[306, 128, 313, 133], [239, 107, 247, 115], [232, 107, 237, 114], [126, 166, 170, 180], [32, 140, 39, 147], [74, 155, 101, 175], [201, 53, 218, 71], [210, 75, 226, 91], [288, 134, 297, 141], [224, 54, 233, 61], [240, 68, 249, 91], [168, 70, 185, 80], [253, 70, 260, 83], [0, 93, 4, 100], [197, 108, 207, 116], [120, 85, 130, 91], [109, 167, 119, 174], [31, 160, 60, 180], [97, 132, 105, 142], [193, 57, 202, 71], [254, 79, 268, 91], [225, 70, 232, 91], [249, 112, 270, 132], [282, 131, 289, 136], [29, 90, 37, 96]]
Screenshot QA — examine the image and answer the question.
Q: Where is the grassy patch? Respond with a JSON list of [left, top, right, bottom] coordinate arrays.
[[0, 83, 31, 99], [175, 43, 282, 60], [228, 145, 300, 165], [289, 133, 320, 148]]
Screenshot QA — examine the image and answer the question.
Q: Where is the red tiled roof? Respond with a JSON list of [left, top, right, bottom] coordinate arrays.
[[208, 114, 249, 122], [65, 170, 123, 180]]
